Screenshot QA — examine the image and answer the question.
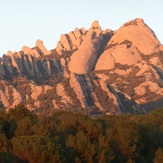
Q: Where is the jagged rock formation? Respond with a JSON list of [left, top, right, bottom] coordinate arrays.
[[0, 18, 163, 114], [69, 21, 101, 74], [95, 18, 163, 109]]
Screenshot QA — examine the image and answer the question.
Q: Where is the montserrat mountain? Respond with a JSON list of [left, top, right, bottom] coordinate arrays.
[[0, 18, 163, 115]]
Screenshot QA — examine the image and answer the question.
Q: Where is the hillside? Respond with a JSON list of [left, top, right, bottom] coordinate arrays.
[[0, 18, 163, 114]]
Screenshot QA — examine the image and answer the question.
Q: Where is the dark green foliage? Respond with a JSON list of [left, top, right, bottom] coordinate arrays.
[[0, 105, 162, 162], [0, 151, 21, 163], [2, 104, 36, 139], [12, 135, 64, 163]]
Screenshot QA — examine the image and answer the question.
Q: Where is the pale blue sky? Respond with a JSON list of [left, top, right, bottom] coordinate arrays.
[[0, 0, 162, 55]]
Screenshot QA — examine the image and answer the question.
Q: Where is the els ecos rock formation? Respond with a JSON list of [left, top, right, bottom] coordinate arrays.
[[0, 18, 163, 115]]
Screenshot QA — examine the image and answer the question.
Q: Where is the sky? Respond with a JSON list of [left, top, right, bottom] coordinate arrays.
[[0, 0, 162, 56]]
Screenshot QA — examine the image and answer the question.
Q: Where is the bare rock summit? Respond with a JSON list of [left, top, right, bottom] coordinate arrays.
[[96, 18, 161, 71], [110, 18, 160, 55], [0, 18, 162, 115]]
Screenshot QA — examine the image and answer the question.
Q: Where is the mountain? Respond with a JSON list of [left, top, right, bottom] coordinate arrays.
[[0, 18, 163, 115]]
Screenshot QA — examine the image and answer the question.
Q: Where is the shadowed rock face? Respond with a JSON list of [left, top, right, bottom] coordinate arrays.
[[0, 18, 162, 114]]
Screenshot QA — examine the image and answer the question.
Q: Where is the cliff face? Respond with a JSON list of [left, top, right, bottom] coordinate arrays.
[[0, 18, 163, 115]]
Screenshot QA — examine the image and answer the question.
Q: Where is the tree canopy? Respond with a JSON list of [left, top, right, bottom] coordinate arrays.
[[0, 105, 162, 162]]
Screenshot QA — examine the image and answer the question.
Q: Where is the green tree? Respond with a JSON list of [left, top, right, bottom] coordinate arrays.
[[0, 151, 20, 163], [0, 133, 8, 151], [7, 104, 32, 121], [15, 116, 34, 136], [12, 135, 64, 163], [66, 130, 95, 162], [3, 104, 35, 139], [95, 135, 114, 162]]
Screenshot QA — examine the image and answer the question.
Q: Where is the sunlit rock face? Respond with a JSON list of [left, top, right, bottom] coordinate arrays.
[[68, 20, 103, 74], [0, 18, 162, 114], [69, 31, 101, 74], [95, 18, 163, 109], [36, 39, 51, 55], [108, 18, 160, 55], [96, 18, 161, 71]]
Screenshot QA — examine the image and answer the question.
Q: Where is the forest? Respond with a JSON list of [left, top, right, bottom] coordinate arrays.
[[0, 104, 162, 163]]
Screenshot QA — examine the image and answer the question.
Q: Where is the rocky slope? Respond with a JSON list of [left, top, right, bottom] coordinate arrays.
[[0, 18, 163, 115]]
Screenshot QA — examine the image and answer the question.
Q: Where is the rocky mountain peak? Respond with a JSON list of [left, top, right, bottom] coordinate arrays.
[[96, 18, 162, 70], [0, 18, 162, 115], [90, 20, 102, 30], [122, 18, 144, 26], [7, 50, 12, 57], [111, 18, 160, 55]]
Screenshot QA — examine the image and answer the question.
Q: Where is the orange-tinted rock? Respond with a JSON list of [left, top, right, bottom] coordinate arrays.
[[68, 31, 77, 48], [56, 41, 64, 55], [90, 20, 102, 30], [160, 44, 163, 51], [60, 34, 71, 50], [74, 28, 82, 39], [80, 27, 86, 34], [95, 51, 115, 70], [90, 20, 102, 37], [7, 50, 12, 57], [36, 39, 50, 55], [0, 18, 163, 114], [22, 46, 31, 54], [22, 46, 41, 57], [111, 44, 142, 65], [109, 18, 160, 55], [96, 18, 160, 71], [69, 31, 101, 74]]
